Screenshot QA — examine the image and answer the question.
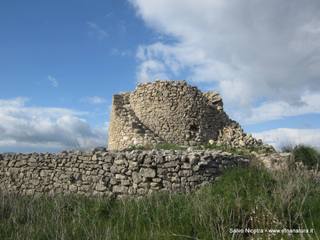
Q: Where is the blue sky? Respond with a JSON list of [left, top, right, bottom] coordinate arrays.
[[1, 0, 147, 112], [1, 0, 320, 152]]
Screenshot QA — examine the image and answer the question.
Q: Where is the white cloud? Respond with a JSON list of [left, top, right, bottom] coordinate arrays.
[[237, 92, 320, 124], [253, 128, 320, 150], [136, 59, 168, 83], [130, 0, 320, 116], [0, 98, 107, 151], [87, 21, 108, 40], [48, 75, 58, 88], [0, 97, 28, 107], [83, 96, 107, 105]]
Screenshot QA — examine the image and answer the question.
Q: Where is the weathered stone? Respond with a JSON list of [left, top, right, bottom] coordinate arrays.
[[96, 183, 107, 191], [187, 176, 201, 182], [139, 168, 156, 178], [152, 178, 162, 183], [113, 185, 128, 194], [0, 148, 254, 198], [115, 174, 127, 180], [102, 164, 110, 171], [121, 180, 131, 186], [172, 183, 181, 190], [114, 159, 126, 165], [178, 170, 192, 177], [164, 161, 179, 168], [181, 163, 191, 169], [132, 172, 141, 184], [109, 178, 118, 185], [107, 80, 266, 150], [15, 160, 27, 167], [137, 188, 147, 195], [69, 185, 78, 192]]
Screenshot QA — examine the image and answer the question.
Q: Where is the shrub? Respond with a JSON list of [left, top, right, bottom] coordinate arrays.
[[292, 145, 320, 170], [281, 144, 294, 153]]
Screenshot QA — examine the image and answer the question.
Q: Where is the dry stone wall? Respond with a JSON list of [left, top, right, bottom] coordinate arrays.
[[108, 80, 262, 150], [0, 149, 249, 197]]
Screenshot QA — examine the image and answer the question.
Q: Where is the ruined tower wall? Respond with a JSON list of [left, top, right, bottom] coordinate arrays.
[[130, 81, 208, 145], [108, 93, 164, 150], [108, 80, 262, 150], [129, 81, 232, 144]]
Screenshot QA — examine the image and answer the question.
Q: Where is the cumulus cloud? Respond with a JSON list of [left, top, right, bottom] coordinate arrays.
[[130, 0, 320, 118], [253, 128, 320, 150], [0, 98, 107, 151], [136, 59, 168, 83], [238, 92, 320, 124]]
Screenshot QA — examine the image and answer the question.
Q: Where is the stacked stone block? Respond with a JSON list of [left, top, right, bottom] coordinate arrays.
[[0, 149, 249, 197], [108, 80, 262, 150]]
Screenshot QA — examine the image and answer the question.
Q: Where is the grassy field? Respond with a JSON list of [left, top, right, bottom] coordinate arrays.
[[0, 146, 319, 240]]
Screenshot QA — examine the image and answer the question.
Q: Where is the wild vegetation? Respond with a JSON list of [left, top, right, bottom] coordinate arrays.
[[283, 145, 320, 171], [0, 145, 319, 240]]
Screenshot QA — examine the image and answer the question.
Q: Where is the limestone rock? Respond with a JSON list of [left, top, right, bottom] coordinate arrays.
[[0, 148, 251, 198], [139, 168, 156, 178]]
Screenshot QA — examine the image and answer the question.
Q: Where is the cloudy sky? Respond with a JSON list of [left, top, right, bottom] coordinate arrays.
[[1, 0, 320, 152]]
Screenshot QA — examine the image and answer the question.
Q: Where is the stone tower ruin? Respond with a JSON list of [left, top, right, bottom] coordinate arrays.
[[108, 80, 262, 150]]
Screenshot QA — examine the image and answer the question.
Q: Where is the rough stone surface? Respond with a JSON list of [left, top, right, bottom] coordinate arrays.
[[108, 80, 263, 150], [255, 152, 291, 170], [0, 149, 249, 197]]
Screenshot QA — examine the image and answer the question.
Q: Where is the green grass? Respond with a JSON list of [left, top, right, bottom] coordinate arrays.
[[281, 144, 320, 170], [155, 143, 187, 150], [1, 165, 319, 240]]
